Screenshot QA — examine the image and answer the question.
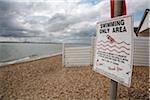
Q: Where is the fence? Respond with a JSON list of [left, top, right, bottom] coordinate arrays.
[[63, 37, 150, 67], [62, 44, 92, 67], [133, 37, 150, 66]]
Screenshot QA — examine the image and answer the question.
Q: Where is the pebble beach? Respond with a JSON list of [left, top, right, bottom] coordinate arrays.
[[0, 55, 149, 100]]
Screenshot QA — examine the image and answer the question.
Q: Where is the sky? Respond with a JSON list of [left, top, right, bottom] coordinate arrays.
[[0, 0, 149, 43]]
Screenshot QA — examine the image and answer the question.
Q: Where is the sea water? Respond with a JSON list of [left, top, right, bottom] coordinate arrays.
[[0, 43, 62, 62], [0, 42, 90, 63]]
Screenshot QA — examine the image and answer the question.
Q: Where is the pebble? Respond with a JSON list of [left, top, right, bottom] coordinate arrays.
[[0, 55, 149, 100]]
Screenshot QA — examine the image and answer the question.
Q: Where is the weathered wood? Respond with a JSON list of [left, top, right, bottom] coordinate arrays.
[[133, 37, 150, 66]]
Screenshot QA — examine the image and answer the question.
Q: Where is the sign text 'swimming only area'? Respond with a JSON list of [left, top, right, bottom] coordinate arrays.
[[94, 16, 133, 87]]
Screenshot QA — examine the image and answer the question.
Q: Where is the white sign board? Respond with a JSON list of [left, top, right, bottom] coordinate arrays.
[[93, 16, 133, 87]]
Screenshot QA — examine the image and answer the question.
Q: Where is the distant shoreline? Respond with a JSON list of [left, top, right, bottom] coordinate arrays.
[[0, 53, 62, 67], [0, 41, 62, 44], [0, 42, 90, 44]]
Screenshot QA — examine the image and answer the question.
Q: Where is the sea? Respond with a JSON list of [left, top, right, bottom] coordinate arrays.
[[0, 42, 90, 63]]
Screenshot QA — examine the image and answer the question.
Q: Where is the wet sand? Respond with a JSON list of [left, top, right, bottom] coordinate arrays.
[[0, 55, 149, 100]]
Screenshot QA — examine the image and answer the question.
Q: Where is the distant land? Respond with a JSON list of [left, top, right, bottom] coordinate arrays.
[[0, 41, 62, 44]]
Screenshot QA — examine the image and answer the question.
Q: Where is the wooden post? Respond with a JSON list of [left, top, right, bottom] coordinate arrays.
[[62, 43, 65, 67], [91, 37, 94, 65]]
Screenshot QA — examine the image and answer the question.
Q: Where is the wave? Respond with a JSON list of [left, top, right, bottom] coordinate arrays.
[[97, 47, 130, 55], [98, 40, 130, 45], [97, 43, 130, 50]]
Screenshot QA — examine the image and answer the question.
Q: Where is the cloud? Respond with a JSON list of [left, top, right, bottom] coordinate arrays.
[[126, 0, 149, 27], [0, 0, 149, 43], [126, 0, 149, 14]]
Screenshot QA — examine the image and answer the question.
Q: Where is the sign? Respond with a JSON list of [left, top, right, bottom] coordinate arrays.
[[93, 16, 133, 87]]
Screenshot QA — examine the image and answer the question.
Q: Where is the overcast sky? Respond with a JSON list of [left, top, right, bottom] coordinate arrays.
[[0, 0, 149, 43]]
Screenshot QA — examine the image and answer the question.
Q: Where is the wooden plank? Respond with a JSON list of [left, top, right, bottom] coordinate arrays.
[[134, 53, 150, 56], [134, 49, 149, 51], [62, 43, 65, 67], [134, 60, 150, 63], [65, 57, 91, 59], [134, 40, 150, 43], [65, 54, 91, 57], [65, 63, 90, 67], [134, 63, 150, 66], [65, 61, 90, 63], [133, 59, 150, 62], [134, 39, 149, 41], [134, 53, 149, 56], [65, 55, 91, 58], [65, 46, 91, 49], [65, 51, 91, 54], [134, 38, 150, 41], [65, 51, 91, 53], [134, 43, 149, 46], [134, 37, 150, 40], [65, 52, 90, 55], [65, 49, 91, 53], [65, 58, 90, 62], [65, 47, 91, 51], [65, 48, 91, 51], [133, 55, 149, 58], [134, 44, 149, 47], [65, 61, 90, 64], [65, 59, 91, 62], [65, 52, 91, 55], [65, 63, 90, 65], [134, 44, 150, 47], [134, 52, 149, 54], [65, 58, 91, 62], [134, 46, 149, 49], [134, 50, 150, 54], [65, 48, 91, 52], [134, 48, 149, 51], [133, 61, 150, 65], [134, 43, 149, 45], [133, 61, 150, 64]]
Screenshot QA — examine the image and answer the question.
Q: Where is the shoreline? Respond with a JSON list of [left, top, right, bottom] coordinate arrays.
[[0, 53, 62, 67]]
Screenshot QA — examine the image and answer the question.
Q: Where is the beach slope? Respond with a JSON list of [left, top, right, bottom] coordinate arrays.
[[0, 55, 149, 100]]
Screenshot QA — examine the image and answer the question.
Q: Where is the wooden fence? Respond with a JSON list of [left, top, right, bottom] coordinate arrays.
[[62, 44, 92, 67], [63, 37, 150, 67], [133, 37, 150, 66]]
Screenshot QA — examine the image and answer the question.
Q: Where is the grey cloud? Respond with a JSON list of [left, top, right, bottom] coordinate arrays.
[[46, 12, 97, 35], [46, 13, 69, 32], [0, 1, 46, 37], [0, 2, 25, 37], [0, 1, 98, 42]]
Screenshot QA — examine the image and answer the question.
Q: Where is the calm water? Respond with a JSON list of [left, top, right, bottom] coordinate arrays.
[[0, 42, 90, 63], [0, 43, 62, 62]]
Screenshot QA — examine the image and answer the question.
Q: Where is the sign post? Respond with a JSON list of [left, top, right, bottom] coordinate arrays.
[[110, 1, 123, 100], [93, 0, 133, 100]]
